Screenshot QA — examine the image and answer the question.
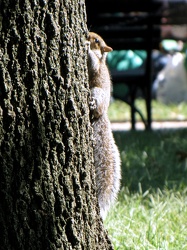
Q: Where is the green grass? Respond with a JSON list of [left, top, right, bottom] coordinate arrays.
[[108, 99, 187, 122], [105, 130, 187, 249], [106, 188, 187, 249]]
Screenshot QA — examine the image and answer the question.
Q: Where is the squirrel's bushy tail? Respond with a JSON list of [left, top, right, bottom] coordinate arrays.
[[93, 115, 121, 219]]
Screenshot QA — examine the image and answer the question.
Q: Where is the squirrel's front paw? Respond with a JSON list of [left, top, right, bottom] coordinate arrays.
[[89, 97, 101, 119], [89, 97, 97, 111], [85, 41, 90, 52]]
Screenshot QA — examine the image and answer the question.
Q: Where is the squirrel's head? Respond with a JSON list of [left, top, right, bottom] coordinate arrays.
[[88, 32, 113, 59]]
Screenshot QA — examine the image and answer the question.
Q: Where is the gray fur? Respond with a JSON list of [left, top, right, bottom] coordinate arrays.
[[87, 32, 121, 219]]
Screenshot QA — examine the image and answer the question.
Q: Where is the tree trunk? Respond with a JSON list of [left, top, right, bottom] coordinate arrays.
[[0, 1, 113, 249]]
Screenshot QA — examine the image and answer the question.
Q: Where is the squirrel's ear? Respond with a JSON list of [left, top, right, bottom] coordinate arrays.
[[103, 46, 113, 52]]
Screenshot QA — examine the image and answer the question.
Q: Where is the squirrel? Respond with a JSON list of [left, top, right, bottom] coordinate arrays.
[[86, 32, 121, 219]]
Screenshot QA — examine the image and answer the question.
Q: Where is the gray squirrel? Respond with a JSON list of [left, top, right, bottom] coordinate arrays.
[[86, 32, 121, 219]]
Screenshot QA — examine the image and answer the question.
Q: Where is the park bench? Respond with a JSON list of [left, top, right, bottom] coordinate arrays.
[[86, 0, 187, 130]]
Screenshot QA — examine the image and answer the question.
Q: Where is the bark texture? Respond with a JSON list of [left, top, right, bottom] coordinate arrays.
[[0, 0, 113, 249]]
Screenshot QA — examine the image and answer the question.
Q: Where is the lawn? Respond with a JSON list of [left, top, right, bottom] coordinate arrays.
[[104, 127, 187, 249], [108, 99, 187, 122]]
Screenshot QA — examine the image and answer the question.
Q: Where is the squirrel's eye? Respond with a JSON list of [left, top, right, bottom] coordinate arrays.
[[95, 38, 99, 43]]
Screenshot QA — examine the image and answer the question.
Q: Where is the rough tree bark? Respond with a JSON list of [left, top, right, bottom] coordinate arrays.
[[0, 0, 113, 249]]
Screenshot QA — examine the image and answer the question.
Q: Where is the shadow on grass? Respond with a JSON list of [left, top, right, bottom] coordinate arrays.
[[113, 129, 187, 193]]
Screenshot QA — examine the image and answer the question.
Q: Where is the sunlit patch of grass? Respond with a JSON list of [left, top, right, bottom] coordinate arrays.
[[108, 99, 131, 121], [105, 130, 187, 249], [105, 188, 187, 250], [108, 99, 187, 122]]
